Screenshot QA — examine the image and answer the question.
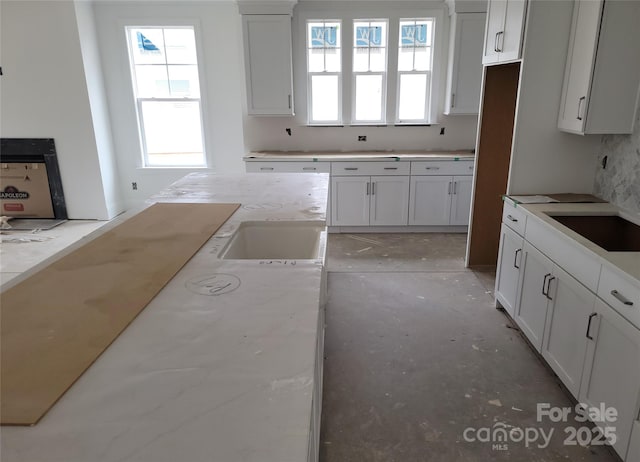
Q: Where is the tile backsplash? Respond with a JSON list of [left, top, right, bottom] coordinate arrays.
[[593, 110, 640, 214]]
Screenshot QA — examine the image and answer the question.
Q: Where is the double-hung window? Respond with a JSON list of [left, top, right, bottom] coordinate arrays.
[[126, 26, 206, 167], [396, 19, 434, 123], [307, 21, 342, 124], [352, 20, 388, 123]]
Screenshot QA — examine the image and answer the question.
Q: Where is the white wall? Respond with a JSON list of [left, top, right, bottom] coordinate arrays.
[[507, 0, 599, 195], [0, 1, 115, 219], [74, 1, 124, 219], [244, 0, 479, 152], [93, 1, 246, 209]]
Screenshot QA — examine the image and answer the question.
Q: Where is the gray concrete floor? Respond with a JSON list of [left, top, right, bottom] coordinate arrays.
[[321, 233, 618, 462]]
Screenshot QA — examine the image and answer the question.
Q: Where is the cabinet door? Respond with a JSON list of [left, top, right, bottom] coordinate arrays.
[[408, 176, 452, 225], [445, 13, 485, 115], [369, 176, 410, 226], [557, 0, 602, 133], [499, 0, 527, 62], [242, 15, 294, 115], [483, 0, 507, 64], [541, 265, 595, 398], [449, 176, 473, 226], [515, 242, 553, 352], [330, 176, 370, 226], [579, 298, 640, 460], [495, 224, 524, 317]]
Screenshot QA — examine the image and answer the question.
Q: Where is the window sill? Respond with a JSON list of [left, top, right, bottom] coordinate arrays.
[[304, 123, 435, 127]]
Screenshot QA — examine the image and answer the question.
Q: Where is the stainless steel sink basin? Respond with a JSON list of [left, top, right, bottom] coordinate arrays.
[[548, 214, 640, 252], [219, 221, 326, 260]]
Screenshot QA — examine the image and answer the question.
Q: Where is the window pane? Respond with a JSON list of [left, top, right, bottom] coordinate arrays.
[[140, 101, 205, 166], [324, 48, 341, 72], [353, 20, 387, 72], [398, 73, 428, 121], [134, 65, 169, 97], [129, 29, 165, 65], [369, 48, 386, 72], [311, 75, 339, 122], [168, 65, 200, 97], [164, 28, 197, 64], [355, 74, 383, 121], [413, 47, 432, 71], [400, 20, 432, 47], [307, 21, 341, 73]]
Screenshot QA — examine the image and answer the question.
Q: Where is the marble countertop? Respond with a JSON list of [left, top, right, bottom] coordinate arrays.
[[1, 173, 330, 462], [244, 150, 475, 161], [505, 197, 640, 283]]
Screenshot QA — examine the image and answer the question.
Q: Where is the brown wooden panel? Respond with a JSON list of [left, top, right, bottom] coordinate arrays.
[[468, 63, 521, 267], [1, 202, 240, 425]]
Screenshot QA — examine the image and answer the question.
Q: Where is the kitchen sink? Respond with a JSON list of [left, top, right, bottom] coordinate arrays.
[[548, 214, 640, 252], [219, 221, 326, 260]]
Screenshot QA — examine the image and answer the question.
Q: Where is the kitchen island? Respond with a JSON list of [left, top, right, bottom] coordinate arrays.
[[0, 172, 329, 462]]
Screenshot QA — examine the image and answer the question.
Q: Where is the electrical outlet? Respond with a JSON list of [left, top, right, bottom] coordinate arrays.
[[132, 182, 138, 190], [358, 135, 367, 142]]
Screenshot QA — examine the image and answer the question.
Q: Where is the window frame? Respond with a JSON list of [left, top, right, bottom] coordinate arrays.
[[306, 20, 343, 125], [124, 24, 209, 169], [395, 18, 435, 124], [351, 19, 389, 124], [297, 6, 444, 127]]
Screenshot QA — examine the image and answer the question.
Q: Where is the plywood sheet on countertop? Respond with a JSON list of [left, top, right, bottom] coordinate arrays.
[[0, 202, 240, 425]]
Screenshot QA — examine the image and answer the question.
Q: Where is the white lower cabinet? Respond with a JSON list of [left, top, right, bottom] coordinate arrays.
[[515, 242, 553, 352], [330, 175, 409, 226], [579, 298, 640, 460], [541, 264, 595, 398], [495, 224, 524, 317], [409, 175, 472, 226]]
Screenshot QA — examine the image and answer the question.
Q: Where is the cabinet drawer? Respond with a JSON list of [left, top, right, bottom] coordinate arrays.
[[246, 161, 330, 173], [331, 161, 409, 176], [598, 266, 640, 330], [410, 160, 474, 176], [502, 200, 527, 236]]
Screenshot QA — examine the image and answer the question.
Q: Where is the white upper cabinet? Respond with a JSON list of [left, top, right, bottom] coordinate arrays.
[[558, 0, 640, 134], [444, 12, 486, 115], [482, 0, 527, 65], [242, 15, 294, 116]]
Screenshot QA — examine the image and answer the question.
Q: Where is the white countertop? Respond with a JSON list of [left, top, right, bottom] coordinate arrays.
[[244, 150, 475, 161], [506, 198, 640, 283], [1, 173, 330, 462]]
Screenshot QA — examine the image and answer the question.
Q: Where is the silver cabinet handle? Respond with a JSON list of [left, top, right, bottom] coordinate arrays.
[[506, 214, 518, 222], [425, 166, 440, 170], [514, 248, 522, 269], [451, 93, 455, 108], [371, 182, 376, 195], [302, 167, 317, 171], [469, 165, 474, 170], [383, 167, 398, 170], [288, 94, 292, 109], [366, 182, 370, 195], [577, 96, 586, 121], [611, 290, 634, 306], [260, 167, 274, 171], [345, 167, 358, 171], [586, 313, 597, 340], [496, 31, 504, 52], [494, 32, 499, 52], [453, 182, 458, 195], [447, 182, 452, 195]]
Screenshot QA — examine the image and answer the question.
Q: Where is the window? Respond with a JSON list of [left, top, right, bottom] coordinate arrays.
[[352, 20, 388, 123], [397, 19, 434, 123], [307, 21, 342, 124], [126, 26, 206, 167], [304, 12, 439, 126]]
